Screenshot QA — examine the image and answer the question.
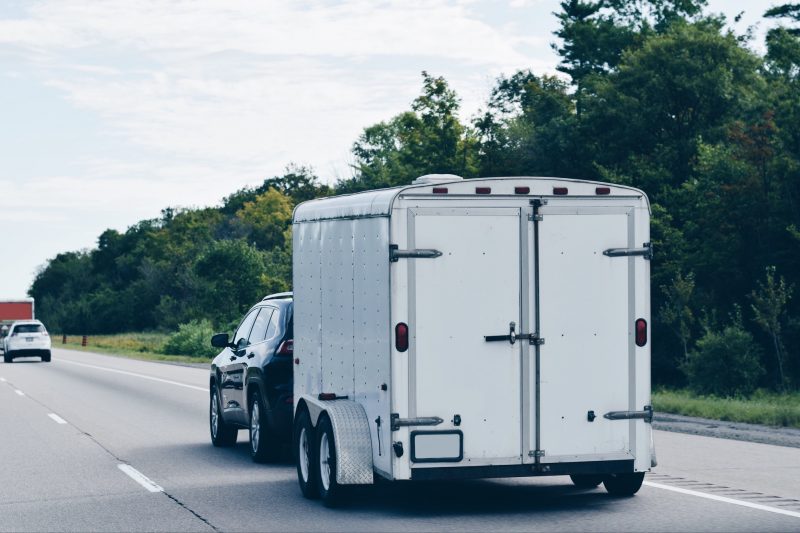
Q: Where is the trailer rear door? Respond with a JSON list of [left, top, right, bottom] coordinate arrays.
[[411, 207, 523, 464], [533, 205, 637, 464]]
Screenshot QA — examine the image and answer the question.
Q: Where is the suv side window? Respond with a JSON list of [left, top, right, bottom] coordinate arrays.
[[248, 308, 274, 344], [233, 309, 259, 347], [264, 310, 280, 341]]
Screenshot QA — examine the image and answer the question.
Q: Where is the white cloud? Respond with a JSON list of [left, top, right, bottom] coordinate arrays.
[[0, 0, 564, 296]]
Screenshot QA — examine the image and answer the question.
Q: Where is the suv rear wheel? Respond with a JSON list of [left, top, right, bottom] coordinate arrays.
[[210, 384, 237, 447], [249, 391, 280, 462]]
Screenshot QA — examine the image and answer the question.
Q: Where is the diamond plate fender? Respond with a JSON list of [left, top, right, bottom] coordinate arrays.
[[298, 396, 374, 485]]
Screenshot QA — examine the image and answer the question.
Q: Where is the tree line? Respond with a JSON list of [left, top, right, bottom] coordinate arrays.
[[31, 0, 800, 394]]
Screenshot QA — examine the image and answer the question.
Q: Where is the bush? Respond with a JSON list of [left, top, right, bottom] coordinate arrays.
[[162, 320, 218, 358], [684, 321, 765, 397]]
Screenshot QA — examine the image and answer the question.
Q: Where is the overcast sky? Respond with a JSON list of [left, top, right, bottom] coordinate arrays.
[[0, 0, 781, 298]]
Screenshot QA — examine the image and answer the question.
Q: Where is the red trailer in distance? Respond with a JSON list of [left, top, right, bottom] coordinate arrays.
[[0, 299, 35, 323]]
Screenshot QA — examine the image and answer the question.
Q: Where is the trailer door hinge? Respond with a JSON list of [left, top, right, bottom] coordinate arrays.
[[390, 244, 443, 262], [603, 242, 653, 260], [390, 413, 444, 431], [603, 405, 653, 424], [529, 449, 546, 458], [528, 213, 543, 222]]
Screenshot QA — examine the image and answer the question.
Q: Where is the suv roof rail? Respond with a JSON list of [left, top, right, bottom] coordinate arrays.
[[262, 292, 293, 301]]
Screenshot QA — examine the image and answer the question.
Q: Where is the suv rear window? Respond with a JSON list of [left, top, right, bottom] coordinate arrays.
[[15, 324, 44, 333]]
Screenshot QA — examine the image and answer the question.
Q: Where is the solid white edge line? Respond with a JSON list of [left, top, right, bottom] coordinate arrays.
[[643, 481, 800, 519], [58, 359, 208, 392], [48, 413, 67, 424], [14, 389, 24, 396], [118, 464, 164, 493]]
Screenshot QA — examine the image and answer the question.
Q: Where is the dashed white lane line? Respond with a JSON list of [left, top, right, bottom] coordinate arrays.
[[14, 389, 24, 396], [118, 464, 164, 493], [47, 413, 67, 424], [58, 359, 208, 392], [0, 377, 6, 382], [644, 481, 800, 519]]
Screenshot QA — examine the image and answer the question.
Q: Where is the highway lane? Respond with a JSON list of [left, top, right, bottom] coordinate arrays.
[[1, 348, 799, 532]]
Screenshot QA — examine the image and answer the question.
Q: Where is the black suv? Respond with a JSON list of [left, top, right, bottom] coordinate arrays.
[[209, 293, 293, 462]]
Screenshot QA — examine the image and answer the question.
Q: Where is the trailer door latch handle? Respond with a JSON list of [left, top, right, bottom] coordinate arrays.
[[485, 322, 544, 345], [603, 405, 653, 423], [390, 244, 443, 262]]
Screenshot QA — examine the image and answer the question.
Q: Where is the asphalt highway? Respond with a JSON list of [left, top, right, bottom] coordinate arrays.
[[1, 348, 799, 532]]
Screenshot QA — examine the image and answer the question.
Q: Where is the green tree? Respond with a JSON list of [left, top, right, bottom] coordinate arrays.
[[193, 240, 269, 324], [343, 72, 478, 192], [235, 188, 294, 251], [659, 271, 696, 363], [475, 71, 579, 177], [750, 266, 795, 389], [684, 309, 765, 397]]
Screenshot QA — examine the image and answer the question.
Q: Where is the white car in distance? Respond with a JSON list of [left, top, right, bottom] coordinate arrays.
[[3, 320, 51, 363]]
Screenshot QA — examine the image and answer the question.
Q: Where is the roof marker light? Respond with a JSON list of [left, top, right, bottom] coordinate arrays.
[[475, 187, 491, 194], [596, 187, 611, 195], [432, 187, 448, 194], [553, 187, 568, 195], [515, 187, 530, 195]]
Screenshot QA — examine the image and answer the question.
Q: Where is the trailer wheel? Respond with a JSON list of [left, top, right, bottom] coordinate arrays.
[[603, 472, 645, 496], [294, 409, 319, 499], [570, 474, 603, 488], [249, 391, 280, 463], [316, 414, 347, 507], [210, 384, 237, 447]]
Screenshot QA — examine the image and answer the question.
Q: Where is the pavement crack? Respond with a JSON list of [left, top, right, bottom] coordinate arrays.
[[162, 492, 220, 532]]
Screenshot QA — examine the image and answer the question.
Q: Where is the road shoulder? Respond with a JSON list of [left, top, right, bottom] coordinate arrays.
[[654, 412, 800, 449]]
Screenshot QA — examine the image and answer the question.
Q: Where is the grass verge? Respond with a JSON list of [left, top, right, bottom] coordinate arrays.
[[55, 333, 211, 365], [653, 388, 800, 428]]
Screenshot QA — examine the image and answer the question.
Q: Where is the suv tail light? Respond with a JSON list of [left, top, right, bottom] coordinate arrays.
[[635, 319, 647, 347], [277, 340, 293, 355], [395, 323, 409, 352]]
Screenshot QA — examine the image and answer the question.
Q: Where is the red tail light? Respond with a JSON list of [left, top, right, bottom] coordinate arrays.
[[635, 319, 647, 347], [395, 322, 409, 352], [432, 187, 448, 194], [277, 339, 293, 355], [42, 331, 49, 336], [475, 187, 491, 194], [515, 186, 530, 195], [553, 187, 568, 195]]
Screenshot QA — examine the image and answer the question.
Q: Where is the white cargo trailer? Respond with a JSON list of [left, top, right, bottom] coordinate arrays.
[[292, 175, 655, 505]]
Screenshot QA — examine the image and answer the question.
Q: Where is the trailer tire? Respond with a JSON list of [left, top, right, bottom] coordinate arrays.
[[316, 414, 348, 507], [294, 409, 319, 499], [249, 391, 280, 463], [210, 384, 238, 447], [603, 472, 645, 496], [570, 474, 603, 488]]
